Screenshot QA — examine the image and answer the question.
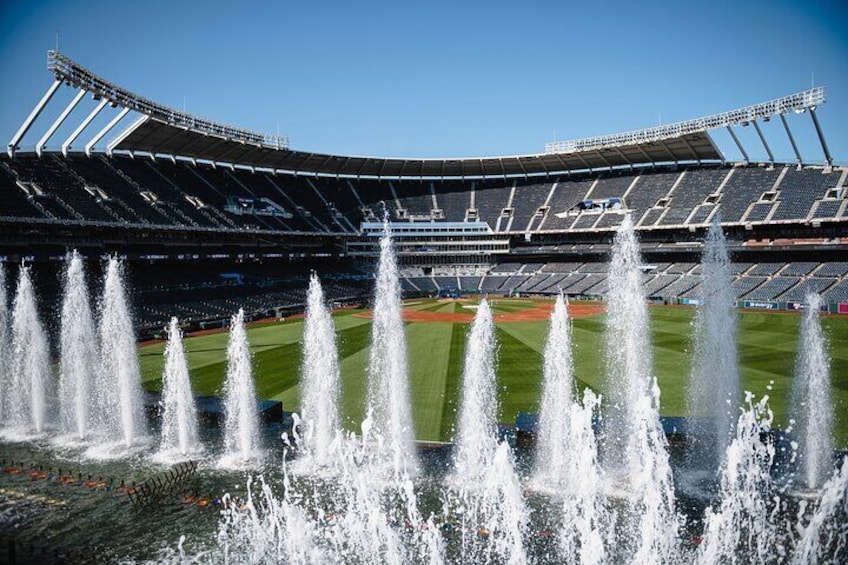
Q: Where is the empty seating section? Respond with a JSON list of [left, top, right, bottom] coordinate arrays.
[[435, 185, 471, 222], [481, 276, 508, 292], [824, 280, 848, 303], [660, 168, 729, 226], [623, 172, 677, 225], [542, 262, 582, 273], [771, 168, 842, 221], [731, 276, 766, 298], [0, 166, 42, 218], [571, 214, 600, 229], [687, 204, 716, 224], [718, 167, 780, 222], [744, 277, 800, 300], [393, 183, 433, 217], [12, 156, 113, 222], [782, 263, 819, 276], [508, 183, 550, 231], [639, 208, 664, 227], [744, 202, 774, 222], [595, 212, 625, 229], [815, 263, 848, 277], [408, 277, 437, 291], [813, 200, 842, 218], [588, 174, 633, 200], [540, 179, 594, 230], [780, 278, 835, 302], [644, 275, 679, 296], [748, 263, 785, 276], [657, 276, 698, 298], [459, 277, 481, 291], [491, 263, 523, 274], [666, 263, 696, 274], [475, 183, 512, 227]]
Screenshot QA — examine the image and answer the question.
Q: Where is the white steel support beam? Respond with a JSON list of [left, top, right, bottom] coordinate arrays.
[[36, 88, 86, 157], [8, 79, 61, 157], [62, 98, 108, 156], [779, 113, 803, 165], [85, 107, 130, 156], [106, 114, 149, 156], [546, 87, 825, 154], [809, 108, 833, 167], [725, 126, 749, 164], [752, 120, 774, 164]]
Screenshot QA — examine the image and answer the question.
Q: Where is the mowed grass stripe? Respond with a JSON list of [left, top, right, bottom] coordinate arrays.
[[439, 323, 469, 441], [496, 327, 543, 426], [406, 322, 455, 440]]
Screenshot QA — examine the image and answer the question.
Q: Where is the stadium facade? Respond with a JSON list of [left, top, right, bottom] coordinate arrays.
[[1, 51, 846, 335]]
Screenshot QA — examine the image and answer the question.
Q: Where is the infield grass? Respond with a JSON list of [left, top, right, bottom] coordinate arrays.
[[139, 298, 848, 447]]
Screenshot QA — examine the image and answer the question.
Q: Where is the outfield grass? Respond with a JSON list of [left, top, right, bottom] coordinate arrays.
[[139, 299, 848, 447]]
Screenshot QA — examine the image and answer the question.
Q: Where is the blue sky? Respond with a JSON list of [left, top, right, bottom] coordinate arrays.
[[1, 0, 846, 164]]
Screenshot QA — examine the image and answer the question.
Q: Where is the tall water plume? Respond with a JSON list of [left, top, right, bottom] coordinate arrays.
[[453, 298, 499, 481], [7, 264, 50, 434], [790, 292, 833, 490], [365, 221, 418, 476], [450, 298, 528, 564], [687, 217, 740, 464], [0, 263, 9, 423], [532, 295, 607, 563], [157, 317, 200, 459], [98, 257, 147, 448], [299, 273, 341, 466], [604, 214, 679, 562], [58, 251, 99, 441], [697, 393, 779, 564], [222, 308, 261, 464], [533, 293, 576, 485]]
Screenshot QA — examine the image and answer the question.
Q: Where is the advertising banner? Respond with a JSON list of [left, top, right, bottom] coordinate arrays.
[[743, 301, 779, 310]]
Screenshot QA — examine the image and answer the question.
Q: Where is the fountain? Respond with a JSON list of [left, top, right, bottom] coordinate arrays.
[[96, 257, 147, 452], [697, 392, 779, 563], [298, 273, 341, 467], [5, 264, 50, 436], [449, 298, 528, 564], [364, 221, 418, 476], [603, 213, 680, 562], [221, 308, 262, 466], [793, 455, 848, 564], [790, 292, 834, 490], [58, 250, 100, 442], [0, 262, 9, 423], [687, 217, 740, 464], [532, 293, 608, 564], [156, 317, 200, 461]]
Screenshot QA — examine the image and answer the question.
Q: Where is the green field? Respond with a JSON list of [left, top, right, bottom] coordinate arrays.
[[139, 298, 848, 447]]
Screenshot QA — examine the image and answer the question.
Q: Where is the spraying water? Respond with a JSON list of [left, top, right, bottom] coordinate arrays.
[[0, 262, 9, 423], [792, 455, 848, 564], [687, 217, 740, 464], [604, 214, 679, 562], [6, 264, 50, 435], [697, 392, 779, 564], [222, 308, 261, 465], [531, 295, 607, 563], [299, 273, 341, 467], [365, 221, 418, 476], [157, 317, 200, 460], [790, 292, 833, 490], [98, 257, 147, 449], [533, 293, 577, 485], [450, 298, 528, 564], [453, 298, 499, 482], [58, 251, 100, 441]]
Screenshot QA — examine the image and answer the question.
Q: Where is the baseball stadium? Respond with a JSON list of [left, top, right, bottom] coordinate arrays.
[[0, 4, 847, 562]]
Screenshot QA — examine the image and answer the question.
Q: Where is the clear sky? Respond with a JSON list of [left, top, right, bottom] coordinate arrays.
[[1, 0, 846, 164]]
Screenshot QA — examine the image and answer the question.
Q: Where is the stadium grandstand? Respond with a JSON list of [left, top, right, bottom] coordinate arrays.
[[2, 50, 847, 335]]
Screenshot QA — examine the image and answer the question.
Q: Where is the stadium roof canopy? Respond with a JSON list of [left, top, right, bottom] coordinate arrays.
[[7, 51, 833, 179]]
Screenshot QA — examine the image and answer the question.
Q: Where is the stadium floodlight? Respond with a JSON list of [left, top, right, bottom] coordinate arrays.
[[47, 50, 290, 151], [545, 87, 826, 155]]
